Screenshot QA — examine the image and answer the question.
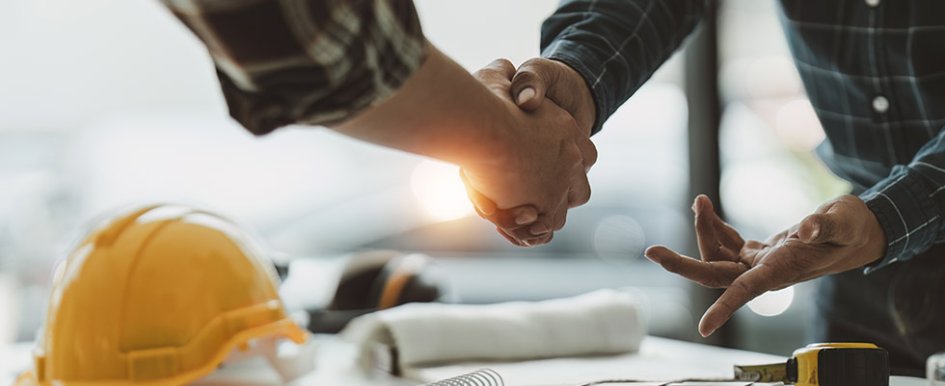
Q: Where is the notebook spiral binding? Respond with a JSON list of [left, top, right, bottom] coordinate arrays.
[[424, 369, 505, 386]]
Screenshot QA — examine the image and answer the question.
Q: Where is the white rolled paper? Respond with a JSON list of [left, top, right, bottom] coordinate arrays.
[[342, 289, 646, 369]]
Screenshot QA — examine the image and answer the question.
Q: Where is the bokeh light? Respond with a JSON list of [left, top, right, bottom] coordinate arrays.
[[410, 160, 474, 222], [593, 215, 646, 264], [775, 99, 825, 152], [747, 286, 795, 317]]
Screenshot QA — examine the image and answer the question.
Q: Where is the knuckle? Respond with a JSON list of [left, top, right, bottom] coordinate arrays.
[[554, 215, 567, 231], [573, 190, 591, 206], [510, 229, 532, 241], [519, 57, 551, 72], [513, 69, 538, 83], [584, 142, 599, 166], [732, 279, 763, 300], [490, 58, 513, 69]]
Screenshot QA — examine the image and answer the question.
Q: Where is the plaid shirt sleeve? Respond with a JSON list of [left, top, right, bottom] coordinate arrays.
[[540, 0, 707, 135], [860, 129, 945, 273], [162, 0, 426, 135]]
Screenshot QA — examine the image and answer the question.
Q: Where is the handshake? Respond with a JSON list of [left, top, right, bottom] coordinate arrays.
[[458, 58, 598, 246]]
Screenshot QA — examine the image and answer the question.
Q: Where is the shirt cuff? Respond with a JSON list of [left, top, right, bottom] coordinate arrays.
[[860, 165, 942, 274], [542, 40, 610, 136]]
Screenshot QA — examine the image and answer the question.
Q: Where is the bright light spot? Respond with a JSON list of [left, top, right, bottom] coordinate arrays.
[[410, 160, 473, 222], [747, 286, 795, 317], [593, 215, 646, 264]]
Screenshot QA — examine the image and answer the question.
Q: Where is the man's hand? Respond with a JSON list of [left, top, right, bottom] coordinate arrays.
[[644, 194, 887, 337], [462, 58, 598, 246], [459, 59, 597, 245], [512, 58, 597, 137]]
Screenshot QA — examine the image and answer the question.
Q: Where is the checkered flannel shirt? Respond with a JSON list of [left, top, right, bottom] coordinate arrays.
[[542, 0, 945, 272], [162, 0, 425, 135]]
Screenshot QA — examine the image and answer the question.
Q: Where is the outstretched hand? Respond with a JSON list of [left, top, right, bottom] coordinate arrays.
[[644, 194, 887, 337], [462, 58, 598, 246]]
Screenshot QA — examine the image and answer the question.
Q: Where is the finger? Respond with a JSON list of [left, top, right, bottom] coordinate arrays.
[[528, 215, 554, 236], [552, 205, 568, 232], [693, 196, 725, 261], [511, 58, 557, 110], [489, 207, 540, 230], [693, 195, 744, 261], [496, 227, 524, 247], [503, 225, 552, 247], [576, 136, 598, 171], [524, 232, 553, 247], [698, 264, 780, 337], [473, 58, 515, 84], [568, 174, 592, 208], [459, 170, 539, 229], [696, 195, 744, 247], [644, 245, 748, 288], [502, 212, 548, 239], [459, 169, 496, 217]]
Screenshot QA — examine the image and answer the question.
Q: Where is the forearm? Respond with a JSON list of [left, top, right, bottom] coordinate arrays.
[[860, 128, 945, 273], [541, 0, 707, 134], [331, 43, 512, 168]]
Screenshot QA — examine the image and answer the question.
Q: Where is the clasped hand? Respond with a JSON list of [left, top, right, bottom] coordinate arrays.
[[460, 58, 598, 246]]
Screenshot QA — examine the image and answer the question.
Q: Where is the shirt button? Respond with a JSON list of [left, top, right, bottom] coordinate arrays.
[[872, 95, 889, 113], [865, 0, 880, 7]]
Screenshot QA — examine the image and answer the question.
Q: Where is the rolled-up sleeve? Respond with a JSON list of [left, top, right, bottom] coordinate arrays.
[[540, 0, 707, 134], [162, 0, 426, 135], [861, 126, 945, 273]]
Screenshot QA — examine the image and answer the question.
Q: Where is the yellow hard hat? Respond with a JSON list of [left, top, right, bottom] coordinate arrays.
[[16, 205, 308, 386]]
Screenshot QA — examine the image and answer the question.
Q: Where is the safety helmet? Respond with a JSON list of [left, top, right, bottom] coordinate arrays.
[[15, 204, 309, 386]]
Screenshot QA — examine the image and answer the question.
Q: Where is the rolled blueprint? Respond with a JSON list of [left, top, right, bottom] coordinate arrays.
[[342, 289, 646, 371]]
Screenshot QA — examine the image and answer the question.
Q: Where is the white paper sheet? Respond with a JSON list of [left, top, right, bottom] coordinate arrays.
[[408, 337, 786, 386]]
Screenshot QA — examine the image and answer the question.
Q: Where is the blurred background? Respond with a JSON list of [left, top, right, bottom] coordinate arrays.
[[0, 0, 849, 356]]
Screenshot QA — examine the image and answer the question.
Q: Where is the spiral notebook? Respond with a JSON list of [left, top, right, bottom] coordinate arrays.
[[422, 369, 783, 386], [404, 337, 788, 386]]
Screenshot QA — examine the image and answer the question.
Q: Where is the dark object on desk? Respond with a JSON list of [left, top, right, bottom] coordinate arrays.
[[307, 250, 444, 333], [735, 343, 889, 386]]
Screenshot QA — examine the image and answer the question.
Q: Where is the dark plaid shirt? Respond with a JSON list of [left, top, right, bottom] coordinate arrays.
[[542, 0, 945, 272], [162, 0, 425, 135]]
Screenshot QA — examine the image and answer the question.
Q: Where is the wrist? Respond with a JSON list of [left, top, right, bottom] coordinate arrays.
[[859, 196, 888, 267], [333, 42, 515, 167], [546, 59, 596, 138], [553, 60, 596, 137]]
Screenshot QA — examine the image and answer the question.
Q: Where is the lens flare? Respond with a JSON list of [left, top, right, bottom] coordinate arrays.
[[410, 160, 473, 222], [747, 286, 795, 317]]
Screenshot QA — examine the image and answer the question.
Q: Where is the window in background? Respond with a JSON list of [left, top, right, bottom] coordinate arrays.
[[0, 0, 696, 344], [717, 0, 851, 355]]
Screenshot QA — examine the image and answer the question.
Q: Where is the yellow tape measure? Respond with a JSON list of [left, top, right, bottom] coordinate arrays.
[[735, 343, 889, 386]]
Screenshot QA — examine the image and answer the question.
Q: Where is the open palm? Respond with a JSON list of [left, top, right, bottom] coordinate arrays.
[[645, 194, 886, 337]]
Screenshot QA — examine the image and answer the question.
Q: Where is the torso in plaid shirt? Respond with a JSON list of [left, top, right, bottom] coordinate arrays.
[[542, 0, 945, 372]]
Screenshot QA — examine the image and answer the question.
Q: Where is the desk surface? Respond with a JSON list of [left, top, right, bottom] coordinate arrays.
[[0, 336, 926, 386]]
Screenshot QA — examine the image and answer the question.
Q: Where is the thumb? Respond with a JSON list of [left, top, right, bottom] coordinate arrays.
[[797, 213, 844, 244], [511, 58, 556, 111]]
